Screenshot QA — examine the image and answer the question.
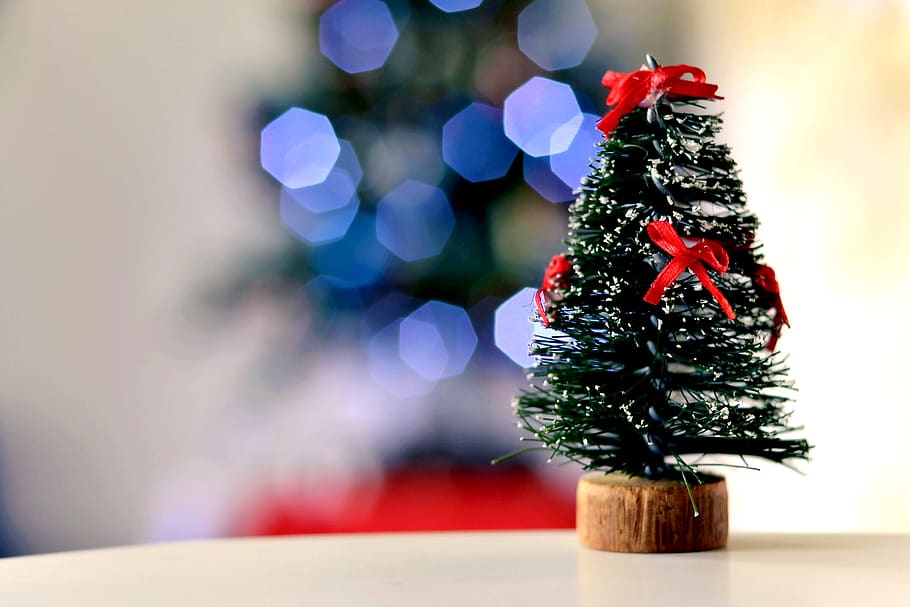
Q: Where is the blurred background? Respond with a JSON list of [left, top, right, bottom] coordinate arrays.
[[0, 0, 908, 556]]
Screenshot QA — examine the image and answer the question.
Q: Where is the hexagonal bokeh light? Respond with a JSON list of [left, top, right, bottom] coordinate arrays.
[[518, 0, 597, 71], [319, 0, 399, 74], [503, 77, 583, 157], [280, 189, 359, 246], [428, 0, 483, 13], [399, 301, 478, 380], [281, 140, 362, 213], [442, 103, 518, 183], [260, 108, 340, 189], [376, 180, 455, 262], [368, 319, 438, 398], [495, 288, 570, 367], [549, 113, 601, 189], [523, 154, 574, 203], [310, 212, 390, 287], [494, 287, 537, 367], [336, 139, 363, 186]]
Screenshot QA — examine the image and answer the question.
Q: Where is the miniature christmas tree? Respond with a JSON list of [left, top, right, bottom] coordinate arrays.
[[512, 56, 810, 551]]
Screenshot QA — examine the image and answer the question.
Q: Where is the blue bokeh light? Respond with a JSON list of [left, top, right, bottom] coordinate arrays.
[[319, 0, 399, 74], [376, 180, 455, 262], [503, 77, 583, 157], [283, 172, 354, 214], [442, 103, 518, 182], [518, 0, 597, 71], [281, 139, 362, 213], [523, 154, 574, 203], [428, 0, 483, 13], [494, 287, 538, 367], [549, 113, 601, 189], [399, 318, 448, 380], [368, 319, 438, 398], [280, 189, 359, 245], [399, 301, 478, 380], [336, 139, 363, 188], [260, 108, 340, 189], [310, 212, 391, 286]]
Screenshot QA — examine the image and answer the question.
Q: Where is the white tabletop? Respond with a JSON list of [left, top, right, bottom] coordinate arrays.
[[1, 531, 908, 606]]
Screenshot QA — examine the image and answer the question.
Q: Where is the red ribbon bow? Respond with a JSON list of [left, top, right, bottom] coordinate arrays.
[[643, 221, 735, 320], [596, 64, 722, 137], [535, 254, 571, 328], [754, 265, 789, 350]]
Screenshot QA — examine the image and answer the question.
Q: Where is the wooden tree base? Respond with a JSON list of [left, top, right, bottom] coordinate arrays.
[[576, 472, 728, 553]]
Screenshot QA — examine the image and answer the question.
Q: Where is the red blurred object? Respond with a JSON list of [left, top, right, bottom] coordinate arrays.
[[235, 466, 575, 536]]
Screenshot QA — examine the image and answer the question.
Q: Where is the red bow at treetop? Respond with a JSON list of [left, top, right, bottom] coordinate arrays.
[[597, 64, 722, 137], [535, 254, 571, 328], [754, 265, 789, 350], [643, 221, 735, 320]]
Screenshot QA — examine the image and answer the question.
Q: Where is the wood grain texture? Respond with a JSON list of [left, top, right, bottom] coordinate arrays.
[[576, 472, 728, 553]]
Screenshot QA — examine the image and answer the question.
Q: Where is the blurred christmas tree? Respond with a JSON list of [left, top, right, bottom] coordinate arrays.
[[219, 1, 695, 468], [229, 1, 623, 340]]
